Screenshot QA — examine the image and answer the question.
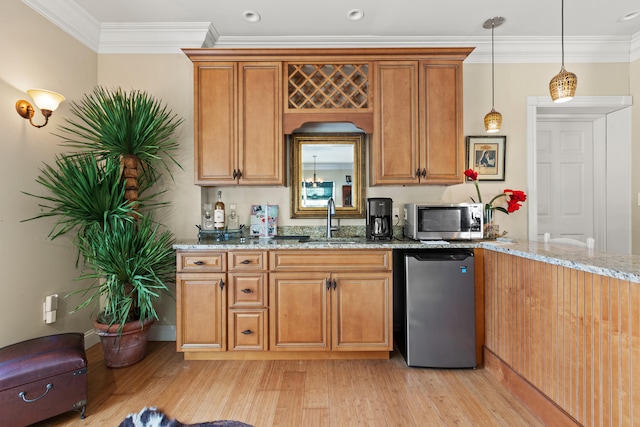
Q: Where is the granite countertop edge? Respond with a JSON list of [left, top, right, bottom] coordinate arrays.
[[173, 238, 640, 283]]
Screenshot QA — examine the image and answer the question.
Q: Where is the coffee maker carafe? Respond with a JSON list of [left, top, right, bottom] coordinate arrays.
[[366, 198, 393, 240]]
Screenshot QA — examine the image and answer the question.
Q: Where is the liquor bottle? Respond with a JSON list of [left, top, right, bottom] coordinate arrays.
[[214, 190, 225, 230]]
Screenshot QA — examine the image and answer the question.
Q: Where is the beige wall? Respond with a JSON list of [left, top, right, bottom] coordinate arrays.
[[631, 58, 640, 254], [0, 2, 98, 347], [2, 4, 637, 345]]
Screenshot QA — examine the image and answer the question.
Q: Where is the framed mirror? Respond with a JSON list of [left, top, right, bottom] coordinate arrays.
[[290, 133, 366, 219]]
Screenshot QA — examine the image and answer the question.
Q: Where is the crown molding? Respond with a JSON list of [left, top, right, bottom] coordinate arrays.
[[21, 0, 640, 61], [98, 22, 213, 54], [212, 35, 636, 63]]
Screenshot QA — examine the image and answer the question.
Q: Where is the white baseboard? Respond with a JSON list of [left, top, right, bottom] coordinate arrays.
[[84, 324, 176, 349]]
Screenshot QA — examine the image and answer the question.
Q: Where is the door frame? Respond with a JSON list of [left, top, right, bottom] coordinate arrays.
[[526, 96, 633, 252]]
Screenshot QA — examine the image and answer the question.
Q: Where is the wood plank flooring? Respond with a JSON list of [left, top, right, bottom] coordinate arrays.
[[33, 342, 543, 426]]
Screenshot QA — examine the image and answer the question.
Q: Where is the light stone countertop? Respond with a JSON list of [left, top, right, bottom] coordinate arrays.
[[174, 238, 640, 283]]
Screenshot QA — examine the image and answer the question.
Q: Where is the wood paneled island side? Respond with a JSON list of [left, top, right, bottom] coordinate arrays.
[[483, 241, 640, 426]]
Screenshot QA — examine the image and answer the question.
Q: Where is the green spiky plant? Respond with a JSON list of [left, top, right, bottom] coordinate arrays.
[[23, 154, 139, 242], [71, 215, 175, 336], [56, 86, 184, 204], [24, 86, 183, 349]]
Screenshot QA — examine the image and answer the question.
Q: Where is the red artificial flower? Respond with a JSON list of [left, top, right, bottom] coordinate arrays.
[[464, 169, 527, 215], [464, 169, 478, 181], [503, 189, 527, 213]]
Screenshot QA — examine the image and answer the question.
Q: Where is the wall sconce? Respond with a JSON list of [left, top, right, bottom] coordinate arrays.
[[16, 89, 65, 128]]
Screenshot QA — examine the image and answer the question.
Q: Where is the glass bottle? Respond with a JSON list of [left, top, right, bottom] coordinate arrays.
[[202, 203, 214, 230], [227, 203, 239, 230], [214, 190, 225, 231]]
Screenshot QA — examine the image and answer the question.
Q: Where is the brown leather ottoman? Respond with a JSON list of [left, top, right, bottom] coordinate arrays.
[[0, 333, 87, 426]]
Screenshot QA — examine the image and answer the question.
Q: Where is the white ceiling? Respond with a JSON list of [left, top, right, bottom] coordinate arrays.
[[23, 0, 640, 62]]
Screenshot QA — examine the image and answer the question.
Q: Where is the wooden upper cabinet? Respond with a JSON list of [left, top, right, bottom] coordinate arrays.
[[185, 48, 472, 187], [419, 61, 464, 184], [193, 61, 283, 185], [370, 59, 465, 185], [370, 61, 420, 185], [194, 63, 237, 184], [238, 62, 283, 185]]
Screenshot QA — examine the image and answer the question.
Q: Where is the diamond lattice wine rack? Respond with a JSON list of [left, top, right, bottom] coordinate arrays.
[[287, 63, 370, 111]]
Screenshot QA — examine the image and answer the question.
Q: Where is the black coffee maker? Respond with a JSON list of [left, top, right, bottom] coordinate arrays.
[[366, 198, 393, 240]]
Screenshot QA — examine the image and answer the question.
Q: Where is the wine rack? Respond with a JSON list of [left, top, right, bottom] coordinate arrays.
[[287, 63, 369, 110]]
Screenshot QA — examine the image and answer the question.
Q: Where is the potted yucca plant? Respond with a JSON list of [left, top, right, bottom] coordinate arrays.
[[24, 86, 183, 367]]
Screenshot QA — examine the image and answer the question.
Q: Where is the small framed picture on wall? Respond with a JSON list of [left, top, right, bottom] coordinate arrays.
[[466, 135, 506, 181]]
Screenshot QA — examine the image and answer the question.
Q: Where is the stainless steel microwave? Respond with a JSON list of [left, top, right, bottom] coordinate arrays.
[[403, 203, 483, 241]]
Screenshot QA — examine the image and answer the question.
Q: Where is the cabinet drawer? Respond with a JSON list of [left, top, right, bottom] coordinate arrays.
[[229, 309, 267, 351], [270, 250, 391, 272], [228, 273, 268, 307], [228, 251, 267, 271], [177, 251, 226, 272]]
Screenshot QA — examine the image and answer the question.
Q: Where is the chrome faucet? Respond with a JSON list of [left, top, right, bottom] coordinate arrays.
[[326, 197, 337, 238]]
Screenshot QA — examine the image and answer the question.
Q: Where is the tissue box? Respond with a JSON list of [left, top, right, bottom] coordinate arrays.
[[250, 204, 278, 237]]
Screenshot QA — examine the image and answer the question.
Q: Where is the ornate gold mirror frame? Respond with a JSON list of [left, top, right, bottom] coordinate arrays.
[[290, 133, 366, 219]]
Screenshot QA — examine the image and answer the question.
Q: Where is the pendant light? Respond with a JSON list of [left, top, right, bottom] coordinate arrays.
[[549, 0, 577, 102], [306, 155, 322, 187], [483, 17, 504, 133]]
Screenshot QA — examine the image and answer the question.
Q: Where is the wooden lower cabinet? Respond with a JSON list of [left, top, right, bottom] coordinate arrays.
[[269, 271, 392, 351], [176, 272, 226, 351], [176, 249, 393, 360], [269, 250, 393, 354]]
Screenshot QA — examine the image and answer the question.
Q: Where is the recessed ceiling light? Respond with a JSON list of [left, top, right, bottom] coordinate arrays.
[[347, 9, 365, 21], [618, 10, 640, 22], [243, 10, 261, 23]]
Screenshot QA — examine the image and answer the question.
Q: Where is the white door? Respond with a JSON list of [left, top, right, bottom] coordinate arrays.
[[536, 121, 594, 242]]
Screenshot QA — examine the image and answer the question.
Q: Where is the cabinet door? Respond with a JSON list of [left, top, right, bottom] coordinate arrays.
[[331, 272, 393, 351], [419, 61, 464, 184], [269, 272, 329, 351], [194, 63, 238, 184], [237, 62, 284, 185], [176, 273, 226, 351], [370, 61, 419, 185]]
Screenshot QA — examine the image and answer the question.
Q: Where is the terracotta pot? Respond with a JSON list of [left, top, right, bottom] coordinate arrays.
[[93, 318, 154, 368]]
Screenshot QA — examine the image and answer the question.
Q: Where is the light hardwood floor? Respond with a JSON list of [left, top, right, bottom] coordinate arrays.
[[34, 342, 543, 426]]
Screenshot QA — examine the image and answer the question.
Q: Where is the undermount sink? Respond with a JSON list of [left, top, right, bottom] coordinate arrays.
[[303, 240, 358, 245], [272, 235, 310, 241]]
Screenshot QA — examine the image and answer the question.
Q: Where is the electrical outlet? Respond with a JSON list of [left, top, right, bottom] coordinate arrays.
[[393, 207, 400, 218]]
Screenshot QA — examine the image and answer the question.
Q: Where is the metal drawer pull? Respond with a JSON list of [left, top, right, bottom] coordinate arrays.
[[326, 278, 331, 290], [332, 279, 337, 290], [219, 279, 225, 290], [240, 259, 251, 264], [19, 383, 52, 403], [193, 260, 205, 265], [241, 288, 253, 293], [241, 329, 253, 335]]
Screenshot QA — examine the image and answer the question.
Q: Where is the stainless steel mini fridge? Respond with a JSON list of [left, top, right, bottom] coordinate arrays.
[[394, 249, 476, 368]]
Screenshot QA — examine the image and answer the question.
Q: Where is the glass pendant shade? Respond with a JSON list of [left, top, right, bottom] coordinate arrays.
[[549, 66, 577, 103], [484, 108, 502, 133], [483, 17, 504, 133], [27, 89, 65, 112], [549, 0, 577, 103]]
